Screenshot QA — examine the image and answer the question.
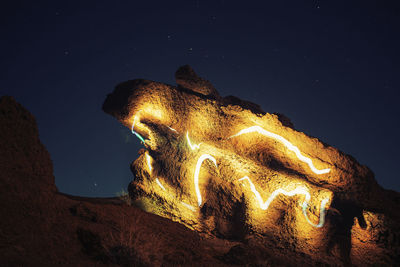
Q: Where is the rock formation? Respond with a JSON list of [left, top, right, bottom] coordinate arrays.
[[103, 65, 400, 265]]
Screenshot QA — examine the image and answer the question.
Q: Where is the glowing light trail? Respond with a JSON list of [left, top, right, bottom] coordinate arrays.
[[194, 154, 218, 206], [186, 131, 201, 150], [239, 176, 329, 228], [181, 202, 196, 211], [145, 152, 152, 174], [167, 126, 177, 132], [155, 178, 166, 191], [230, 126, 330, 175], [302, 197, 329, 228], [131, 114, 146, 143]]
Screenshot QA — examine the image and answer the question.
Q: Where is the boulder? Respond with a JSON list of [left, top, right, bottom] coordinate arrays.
[[103, 66, 400, 265]]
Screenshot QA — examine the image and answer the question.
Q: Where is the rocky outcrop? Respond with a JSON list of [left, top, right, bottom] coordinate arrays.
[[103, 66, 400, 265], [0, 96, 57, 194], [175, 65, 220, 98]]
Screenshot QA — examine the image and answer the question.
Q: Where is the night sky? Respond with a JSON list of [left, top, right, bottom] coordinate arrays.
[[2, 0, 399, 197]]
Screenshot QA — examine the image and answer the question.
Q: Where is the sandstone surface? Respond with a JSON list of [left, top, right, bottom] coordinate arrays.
[[103, 66, 400, 265]]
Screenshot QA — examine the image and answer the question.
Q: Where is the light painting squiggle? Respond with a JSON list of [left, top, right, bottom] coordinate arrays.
[[181, 202, 196, 211], [230, 126, 330, 175], [167, 126, 178, 132], [186, 131, 201, 150], [131, 114, 146, 143], [146, 152, 152, 174], [239, 176, 328, 227], [155, 178, 166, 191], [302, 197, 329, 228], [194, 154, 218, 206]]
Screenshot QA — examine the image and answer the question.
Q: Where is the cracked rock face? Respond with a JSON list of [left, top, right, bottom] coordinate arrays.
[[103, 66, 399, 265]]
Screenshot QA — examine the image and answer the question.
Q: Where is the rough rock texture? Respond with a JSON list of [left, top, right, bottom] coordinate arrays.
[[103, 66, 400, 266], [175, 65, 220, 98]]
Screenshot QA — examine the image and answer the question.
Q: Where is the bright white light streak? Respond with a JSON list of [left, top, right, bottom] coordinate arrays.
[[167, 126, 178, 132], [194, 154, 218, 206], [131, 114, 146, 143], [155, 178, 166, 191], [186, 131, 201, 150], [239, 176, 329, 228], [230, 126, 330, 175], [145, 152, 152, 174], [302, 197, 329, 228], [238, 176, 310, 210], [181, 202, 196, 211]]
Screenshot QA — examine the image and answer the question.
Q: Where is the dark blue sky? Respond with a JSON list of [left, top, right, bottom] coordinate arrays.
[[2, 0, 399, 196]]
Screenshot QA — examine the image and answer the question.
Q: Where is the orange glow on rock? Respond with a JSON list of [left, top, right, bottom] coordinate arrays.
[[230, 126, 330, 175], [102, 66, 397, 265]]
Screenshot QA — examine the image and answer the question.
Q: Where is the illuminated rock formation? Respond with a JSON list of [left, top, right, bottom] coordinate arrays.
[[103, 66, 400, 265]]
